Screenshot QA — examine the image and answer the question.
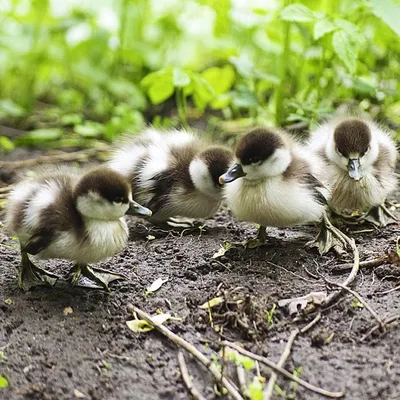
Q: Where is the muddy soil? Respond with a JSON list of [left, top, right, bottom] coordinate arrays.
[[1, 166, 400, 400]]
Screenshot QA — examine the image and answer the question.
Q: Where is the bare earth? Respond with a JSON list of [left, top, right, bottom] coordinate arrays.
[[0, 166, 399, 400]]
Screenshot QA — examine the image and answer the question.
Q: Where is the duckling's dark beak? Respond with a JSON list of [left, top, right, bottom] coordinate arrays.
[[128, 201, 152, 217], [219, 164, 246, 184], [348, 158, 362, 181]]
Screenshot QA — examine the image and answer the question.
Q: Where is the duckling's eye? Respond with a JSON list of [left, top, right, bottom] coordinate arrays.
[[113, 197, 125, 205], [249, 157, 261, 164]]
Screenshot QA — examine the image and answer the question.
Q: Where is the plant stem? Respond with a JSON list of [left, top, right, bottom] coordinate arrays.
[[176, 88, 189, 130], [275, 0, 292, 126], [116, 0, 129, 67]]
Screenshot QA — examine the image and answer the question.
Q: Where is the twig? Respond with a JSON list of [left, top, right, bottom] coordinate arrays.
[[127, 304, 243, 400], [178, 351, 208, 400], [331, 256, 387, 273], [325, 236, 359, 307], [322, 277, 385, 332], [223, 341, 344, 398], [237, 365, 247, 397], [263, 313, 321, 399], [0, 149, 100, 169], [375, 285, 400, 296], [361, 315, 400, 342]]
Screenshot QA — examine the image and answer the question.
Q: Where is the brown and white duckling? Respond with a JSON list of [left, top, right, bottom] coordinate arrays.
[[219, 127, 348, 252], [308, 117, 398, 227], [5, 166, 151, 291], [108, 128, 234, 227]]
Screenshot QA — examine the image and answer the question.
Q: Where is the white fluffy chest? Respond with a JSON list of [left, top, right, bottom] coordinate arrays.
[[38, 219, 129, 264], [224, 178, 324, 227]]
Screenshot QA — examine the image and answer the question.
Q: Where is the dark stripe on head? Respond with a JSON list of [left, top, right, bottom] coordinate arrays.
[[235, 128, 284, 165], [334, 119, 371, 157], [199, 146, 234, 186]]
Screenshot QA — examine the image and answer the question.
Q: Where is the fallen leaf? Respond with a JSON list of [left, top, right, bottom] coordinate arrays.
[[74, 389, 87, 398], [146, 235, 155, 241], [63, 307, 73, 316], [0, 375, 8, 388], [4, 298, 13, 305], [126, 313, 171, 333], [278, 291, 327, 315], [199, 296, 225, 309], [212, 242, 232, 259], [145, 277, 168, 294]]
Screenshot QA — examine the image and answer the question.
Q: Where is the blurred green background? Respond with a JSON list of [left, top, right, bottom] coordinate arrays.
[[1, 0, 400, 152]]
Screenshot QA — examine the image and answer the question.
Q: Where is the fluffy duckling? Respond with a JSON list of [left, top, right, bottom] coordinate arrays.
[[219, 127, 347, 251], [5, 166, 152, 291], [308, 117, 398, 227], [108, 128, 234, 226]]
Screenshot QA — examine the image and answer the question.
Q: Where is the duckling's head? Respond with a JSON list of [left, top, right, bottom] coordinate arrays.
[[74, 169, 152, 220], [219, 128, 291, 183], [327, 118, 378, 181], [189, 147, 234, 198]]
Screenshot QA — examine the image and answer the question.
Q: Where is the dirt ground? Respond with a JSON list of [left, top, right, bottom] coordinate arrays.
[[1, 154, 400, 400]]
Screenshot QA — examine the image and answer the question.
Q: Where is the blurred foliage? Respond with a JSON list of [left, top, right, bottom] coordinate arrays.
[[0, 0, 400, 151]]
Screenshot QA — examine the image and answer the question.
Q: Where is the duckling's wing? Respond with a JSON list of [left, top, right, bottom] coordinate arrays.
[[22, 230, 52, 255], [302, 173, 328, 206]]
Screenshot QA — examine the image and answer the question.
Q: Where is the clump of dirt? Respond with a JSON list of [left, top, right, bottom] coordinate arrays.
[[1, 182, 400, 399]]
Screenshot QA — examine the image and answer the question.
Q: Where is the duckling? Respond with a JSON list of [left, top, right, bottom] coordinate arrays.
[[219, 127, 348, 252], [308, 117, 398, 227], [108, 128, 234, 226], [5, 166, 152, 291]]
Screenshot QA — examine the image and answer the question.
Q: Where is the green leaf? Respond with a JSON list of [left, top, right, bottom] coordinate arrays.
[[370, 0, 400, 36], [173, 68, 191, 87], [60, 113, 83, 126], [126, 313, 171, 333], [0, 100, 25, 118], [313, 19, 336, 40], [18, 128, 62, 145], [0, 136, 15, 152], [280, 4, 317, 22], [332, 29, 357, 74], [74, 121, 104, 138], [229, 55, 255, 79], [201, 65, 235, 95], [247, 377, 264, 400], [191, 75, 214, 110], [0, 375, 8, 389]]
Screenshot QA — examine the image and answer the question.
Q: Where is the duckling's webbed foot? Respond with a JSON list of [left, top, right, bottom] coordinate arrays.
[[363, 204, 398, 228], [309, 213, 349, 255], [19, 252, 58, 291], [68, 264, 127, 290], [243, 226, 267, 249]]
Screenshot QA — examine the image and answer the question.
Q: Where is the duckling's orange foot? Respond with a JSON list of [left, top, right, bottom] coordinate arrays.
[[68, 264, 127, 290], [19, 253, 58, 291], [240, 226, 267, 249], [363, 204, 398, 228]]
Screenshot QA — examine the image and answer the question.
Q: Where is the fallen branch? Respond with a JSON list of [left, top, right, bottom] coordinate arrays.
[[375, 284, 400, 296], [263, 313, 321, 400], [325, 236, 360, 307], [331, 256, 387, 273], [0, 148, 100, 169], [127, 304, 244, 400], [223, 341, 344, 398], [361, 314, 400, 342], [236, 365, 247, 397], [322, 277, 385, 332], [178, 351, 207, 400]]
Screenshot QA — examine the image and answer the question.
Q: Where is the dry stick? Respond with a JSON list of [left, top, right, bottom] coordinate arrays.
[[127, 304, 244, 400], [322, 277, 386, 332], [223, 341, 344, 398], [375, 284, 400, 295], [236, 365, 247, 397], [332, 256, 387, 273], [178, 351, 208, 400], [361, 314, 400, 342], [263, 313, 321, 400], [325, 235, 360, 307], [0, 148, 99, 169]]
